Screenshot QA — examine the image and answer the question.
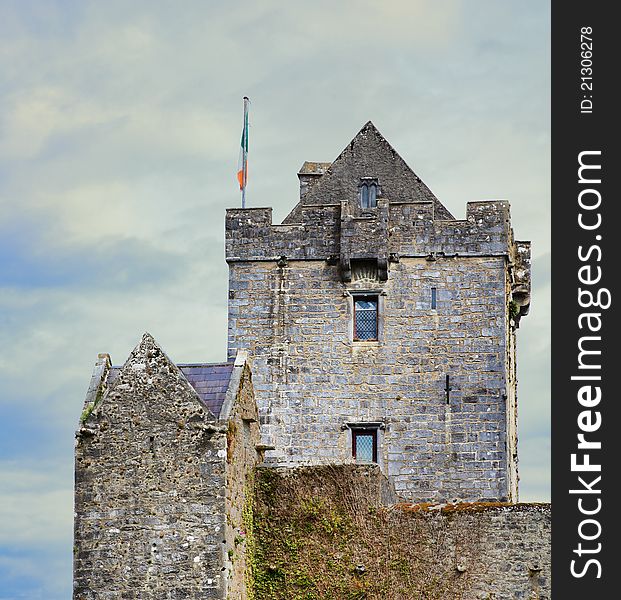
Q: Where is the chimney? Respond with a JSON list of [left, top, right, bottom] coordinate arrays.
[[297, 161, 331, 199]]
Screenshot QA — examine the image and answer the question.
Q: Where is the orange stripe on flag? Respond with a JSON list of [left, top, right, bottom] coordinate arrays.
[[237, 164, 248, 190]]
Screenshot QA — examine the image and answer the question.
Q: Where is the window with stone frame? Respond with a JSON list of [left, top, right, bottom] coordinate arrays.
[[359, 179, 378, 208], [352, 428, 378, 462], [353, 295, 379, 341]]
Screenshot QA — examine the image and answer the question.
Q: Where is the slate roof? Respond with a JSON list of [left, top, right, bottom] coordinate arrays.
[[283, 121, 454, 224], [107, 362, 235, 418]]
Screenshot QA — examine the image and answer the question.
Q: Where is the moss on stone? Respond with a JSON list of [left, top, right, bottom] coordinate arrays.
[[79, 402, 95, 423], [251, 465, 551, 599], [509, 299, 520, 320]]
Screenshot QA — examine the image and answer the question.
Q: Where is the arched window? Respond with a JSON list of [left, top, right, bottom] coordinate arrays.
[[359, 180, 378, 208]]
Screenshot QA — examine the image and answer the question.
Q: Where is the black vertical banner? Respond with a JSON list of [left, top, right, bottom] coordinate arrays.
[[552, 2, 618, 597]]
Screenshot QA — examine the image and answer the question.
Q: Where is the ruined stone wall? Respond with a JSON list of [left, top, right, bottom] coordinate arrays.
[[227, 252, 514, 502], [73, 335, 228, 599], [253, 465, 551, 600], [221, 361, 261, 600]]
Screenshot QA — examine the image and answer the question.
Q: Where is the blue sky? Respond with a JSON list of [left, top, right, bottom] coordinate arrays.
[[0, 1, 550, 597]]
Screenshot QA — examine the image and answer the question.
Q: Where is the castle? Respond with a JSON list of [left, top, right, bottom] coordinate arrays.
[[73, 122, 549, 599]]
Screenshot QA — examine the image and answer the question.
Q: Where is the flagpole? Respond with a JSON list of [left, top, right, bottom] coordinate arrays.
[[241, 97, 249, 208]]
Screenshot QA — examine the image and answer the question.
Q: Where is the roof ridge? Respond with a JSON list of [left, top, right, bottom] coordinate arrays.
[[282, 121, 454, 223]]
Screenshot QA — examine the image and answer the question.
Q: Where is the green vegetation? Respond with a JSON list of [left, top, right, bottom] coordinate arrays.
[[251, 465, 479, 599], [80, 402, 95, 423], [80, 382, 107, 423], [509, 299, 520, 320], [243, 474, 256, 600]]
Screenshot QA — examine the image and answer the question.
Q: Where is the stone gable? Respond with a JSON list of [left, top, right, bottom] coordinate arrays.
[[284, 121, 453, 223], [74, 335, 259, 599]]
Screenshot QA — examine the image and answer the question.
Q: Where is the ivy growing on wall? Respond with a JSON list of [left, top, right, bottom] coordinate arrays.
[[251, 465, 486, 600]]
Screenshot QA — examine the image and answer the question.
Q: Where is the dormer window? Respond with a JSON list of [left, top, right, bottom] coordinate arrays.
[[359, 179, 378, 208]]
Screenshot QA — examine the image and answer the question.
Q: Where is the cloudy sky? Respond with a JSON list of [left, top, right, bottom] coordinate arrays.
[[0, 1, 550, 597]]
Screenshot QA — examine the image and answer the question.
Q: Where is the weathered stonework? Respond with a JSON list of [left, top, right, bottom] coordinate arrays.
[[220, 355, 261, 600], [73, 334, 260, 599], [226, 121, 531, 502], [73, 121, 545, 598], [253, 464, 550, 600]]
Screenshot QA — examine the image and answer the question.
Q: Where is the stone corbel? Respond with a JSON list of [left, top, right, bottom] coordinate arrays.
[[378, 257, 388, 281], [340, 255, 352, 282], [511, 241, 531, 325]]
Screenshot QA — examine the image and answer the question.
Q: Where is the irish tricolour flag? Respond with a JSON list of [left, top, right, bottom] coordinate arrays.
[[237, 97, 249, 200]]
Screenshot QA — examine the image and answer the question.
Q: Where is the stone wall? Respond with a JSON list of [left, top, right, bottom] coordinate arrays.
[[252, 465, 551, 600], [74, 334, 227, 599], [73, 335, 260, 600], [221, 356, 262, 600], [227, 253, 516, 502]]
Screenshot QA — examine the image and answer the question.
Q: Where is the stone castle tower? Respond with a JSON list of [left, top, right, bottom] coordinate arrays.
[[226, 121, 530, 502], [73, 122, 541, 600]]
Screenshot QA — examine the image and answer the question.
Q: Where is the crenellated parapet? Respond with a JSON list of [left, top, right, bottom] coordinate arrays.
[[225, 206, 340, 261], [225, 199, 518, 268]]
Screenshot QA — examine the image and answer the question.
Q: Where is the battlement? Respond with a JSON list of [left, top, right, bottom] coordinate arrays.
[[226, 199, 515, 264]]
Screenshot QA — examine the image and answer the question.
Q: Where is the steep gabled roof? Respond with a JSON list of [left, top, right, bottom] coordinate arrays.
[[96, 332, 217, 420], [283, 121, 453, 223], [107, 361, 234, 418]]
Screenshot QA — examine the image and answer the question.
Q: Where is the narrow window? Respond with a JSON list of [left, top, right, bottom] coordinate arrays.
[[359, 180, 378, 208], [352, 429, 378, 462], [354, 295, 378, 341], [431, 287, 437, 309], [368, 183, 377, 207], [360, 184, 370, 208]]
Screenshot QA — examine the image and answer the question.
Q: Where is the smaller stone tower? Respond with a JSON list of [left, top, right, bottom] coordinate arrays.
[[73, 334, 261, 599]]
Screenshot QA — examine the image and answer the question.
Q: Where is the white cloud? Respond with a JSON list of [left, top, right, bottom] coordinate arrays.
[[518, 434, 551, 502], [0, 461, 72, 546], [0, 1, 550, 596]]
